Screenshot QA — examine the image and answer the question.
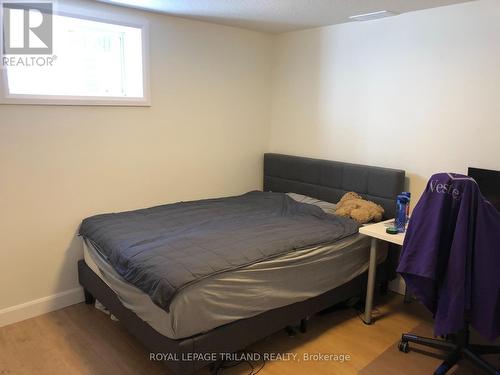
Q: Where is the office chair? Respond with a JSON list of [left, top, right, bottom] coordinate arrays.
[[399, 324, 500, 374], [397, 173, 500, 375]]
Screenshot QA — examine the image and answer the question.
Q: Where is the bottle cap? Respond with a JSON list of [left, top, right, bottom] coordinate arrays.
[[386, 227, 398, 235], [397, 194, 409, 203]]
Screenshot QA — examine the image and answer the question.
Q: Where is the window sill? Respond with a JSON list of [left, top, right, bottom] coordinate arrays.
[[0, 95, 151, 107]]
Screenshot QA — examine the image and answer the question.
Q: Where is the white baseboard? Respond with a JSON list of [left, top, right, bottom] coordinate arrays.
[[0, 287, 84, 328]]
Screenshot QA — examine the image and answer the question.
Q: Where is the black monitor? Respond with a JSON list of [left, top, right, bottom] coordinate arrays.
[[468, 167, 500, 211]]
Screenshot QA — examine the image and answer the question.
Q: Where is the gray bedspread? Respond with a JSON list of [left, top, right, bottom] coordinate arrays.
[[79, 191, 359, 311]]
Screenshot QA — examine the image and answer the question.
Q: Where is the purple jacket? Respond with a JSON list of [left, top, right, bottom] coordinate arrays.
[[397, 173, 500, 341]]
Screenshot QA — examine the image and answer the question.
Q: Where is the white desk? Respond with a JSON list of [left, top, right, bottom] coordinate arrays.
[[359, 219, 405, 324]]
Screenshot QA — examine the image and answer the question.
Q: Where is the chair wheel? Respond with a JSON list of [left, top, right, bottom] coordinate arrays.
[[398, 340, 410, 353]]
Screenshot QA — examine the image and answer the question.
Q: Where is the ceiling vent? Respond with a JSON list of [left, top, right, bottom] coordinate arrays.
[[349, 10, 398, 22]]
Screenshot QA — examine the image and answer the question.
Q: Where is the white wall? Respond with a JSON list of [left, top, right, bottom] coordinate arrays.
[[269, 0, 500, 204], [0, 0, 272, 320]]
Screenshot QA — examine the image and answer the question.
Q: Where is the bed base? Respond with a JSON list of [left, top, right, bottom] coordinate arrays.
[[78, 259, 391, 375]]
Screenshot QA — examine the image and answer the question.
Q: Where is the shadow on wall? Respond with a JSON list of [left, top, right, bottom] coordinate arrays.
[[271, 25, 403, 167], [56, 228, 85, 304], [406, 173, 430, 209], [270, 27, 363, 160]]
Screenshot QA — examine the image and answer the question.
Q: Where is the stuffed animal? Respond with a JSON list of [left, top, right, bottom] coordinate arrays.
[[334, 192, 384, 224]]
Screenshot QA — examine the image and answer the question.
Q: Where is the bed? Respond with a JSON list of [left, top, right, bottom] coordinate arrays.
[[78, 153, 405, 374]]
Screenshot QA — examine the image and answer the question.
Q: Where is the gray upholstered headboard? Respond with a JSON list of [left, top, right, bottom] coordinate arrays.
[[263, 153, 405, 219]]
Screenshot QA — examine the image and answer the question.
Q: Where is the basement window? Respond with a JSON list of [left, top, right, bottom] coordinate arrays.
[[0, 6, 150, 106]]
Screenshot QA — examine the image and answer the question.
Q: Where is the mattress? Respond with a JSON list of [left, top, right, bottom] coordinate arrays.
[[83, 234, 386, 340]]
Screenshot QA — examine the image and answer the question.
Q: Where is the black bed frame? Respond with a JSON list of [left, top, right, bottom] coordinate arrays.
[[78, 153, 405, 375]]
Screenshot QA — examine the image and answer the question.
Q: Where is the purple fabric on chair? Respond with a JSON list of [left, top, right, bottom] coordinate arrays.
[[397, 173, 500, 341]]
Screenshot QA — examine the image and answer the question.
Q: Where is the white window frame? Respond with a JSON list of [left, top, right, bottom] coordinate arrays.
[[0, 3, 151, 106]]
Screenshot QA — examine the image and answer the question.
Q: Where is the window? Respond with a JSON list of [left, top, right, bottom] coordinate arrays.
[[0, 7, 149, 106]]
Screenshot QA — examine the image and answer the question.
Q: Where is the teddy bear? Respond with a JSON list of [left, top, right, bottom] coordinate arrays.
[[334, 192, 384, 224]]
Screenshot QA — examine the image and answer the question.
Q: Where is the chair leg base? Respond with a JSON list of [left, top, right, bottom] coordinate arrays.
[[399, 333, 500, 375], [433, 348, 461, 375]]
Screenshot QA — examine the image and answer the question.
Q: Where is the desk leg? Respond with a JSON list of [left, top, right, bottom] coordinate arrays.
[[363, 238, 378, 324]]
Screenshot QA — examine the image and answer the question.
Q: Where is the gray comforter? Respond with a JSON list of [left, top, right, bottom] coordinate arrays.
[[79, 191, 359, 311]]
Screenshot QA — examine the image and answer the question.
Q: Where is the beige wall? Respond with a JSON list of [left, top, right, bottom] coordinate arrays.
[[2, 0, 500, 316], [0, 1, 272, 311], [269, 0, 500, 204]]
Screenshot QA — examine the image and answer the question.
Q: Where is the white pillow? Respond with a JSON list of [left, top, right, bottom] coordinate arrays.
[[287, 193, 337, 214]]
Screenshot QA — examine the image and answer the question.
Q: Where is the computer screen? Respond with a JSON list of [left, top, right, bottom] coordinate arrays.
[[468, 167, 500, 211]]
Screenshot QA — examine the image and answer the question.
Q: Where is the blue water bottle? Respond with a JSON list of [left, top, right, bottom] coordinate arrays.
[[395, 194, 409, 233], [401, 192, 411, 221]]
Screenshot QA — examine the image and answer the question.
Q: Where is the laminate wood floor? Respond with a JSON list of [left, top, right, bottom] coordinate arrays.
[[0, 293, 431, 375]]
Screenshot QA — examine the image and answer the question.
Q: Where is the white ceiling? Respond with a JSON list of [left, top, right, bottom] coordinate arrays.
[[96, 0, 475, 33]]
